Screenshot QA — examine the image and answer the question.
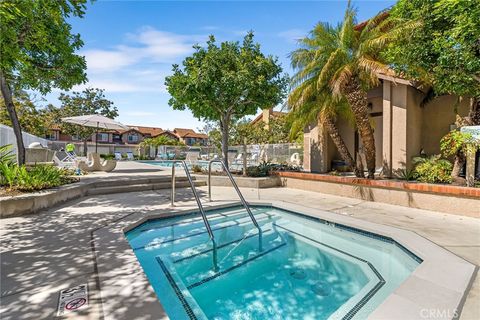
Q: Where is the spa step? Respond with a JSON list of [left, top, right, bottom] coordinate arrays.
[[88, 180, 206, 196], [173, 227, 285, 288], [130, 211, 275, 251]]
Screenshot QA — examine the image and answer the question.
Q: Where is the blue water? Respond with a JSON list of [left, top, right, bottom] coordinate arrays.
[[126, 206, 420, 319], [138, 160, 211, 169]]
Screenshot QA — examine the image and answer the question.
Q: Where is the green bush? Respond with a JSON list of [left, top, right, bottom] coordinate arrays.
[[191, 164, 203, 173], [246, 161, 272, 177], [100, 154, 115, 160], [413, 155, 452, 184], [0, 145, 76, 192]]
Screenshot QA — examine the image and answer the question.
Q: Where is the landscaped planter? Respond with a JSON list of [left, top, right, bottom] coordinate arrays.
[[275, 171, 480, 217]]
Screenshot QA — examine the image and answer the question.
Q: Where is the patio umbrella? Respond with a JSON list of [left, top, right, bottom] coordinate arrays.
[[61, 114, 129, 153]]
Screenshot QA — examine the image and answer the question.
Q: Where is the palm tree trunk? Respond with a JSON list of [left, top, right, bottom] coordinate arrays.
[[0, 71, 25, 165], [344, 78, 376, 179], [324, 115, 364, 178], [451, 97, 480, 181]]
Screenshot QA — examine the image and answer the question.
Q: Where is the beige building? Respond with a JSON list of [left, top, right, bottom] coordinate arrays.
[[303, 74, 470, 177]]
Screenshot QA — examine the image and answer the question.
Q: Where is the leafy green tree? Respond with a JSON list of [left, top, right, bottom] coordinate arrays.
[[385, 0, 480, 181], [0, 0, 88, 164], [57, 88, 118, 155], [140, 135, 185, 156], [165, 33, 288, 169], [0, 91, 49, 137], [385, 0, 480, 103]]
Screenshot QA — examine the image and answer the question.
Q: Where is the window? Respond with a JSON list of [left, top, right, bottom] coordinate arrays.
[[128, 134, 138, 143], [71, 135, 81, 141], [45, 132, 56, 140], [97, 133, 109, 142]]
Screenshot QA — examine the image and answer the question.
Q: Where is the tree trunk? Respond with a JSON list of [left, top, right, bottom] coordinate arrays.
[[324, 115, 364, 178], [242, 138, 248, 176], [0, 71, 25, 165], [344, 78, 376, 179], [451, 97, 480, 182], [83, 139, 87, 156], [220, 117, 230, 170]]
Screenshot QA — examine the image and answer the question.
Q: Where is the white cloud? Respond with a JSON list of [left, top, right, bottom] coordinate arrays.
[[83, 27, 201, 73], [278, 29, 306, 44]]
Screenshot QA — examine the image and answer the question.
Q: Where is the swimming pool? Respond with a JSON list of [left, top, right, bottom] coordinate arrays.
[[125, 205, 421, 319]]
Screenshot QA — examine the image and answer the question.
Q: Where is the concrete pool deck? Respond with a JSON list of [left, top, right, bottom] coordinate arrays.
[[1, 185, 479, 319]]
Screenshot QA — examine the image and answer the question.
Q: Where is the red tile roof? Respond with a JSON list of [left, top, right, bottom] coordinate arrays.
[[126, 125, 163, 136], [173, 128, 196, 137]]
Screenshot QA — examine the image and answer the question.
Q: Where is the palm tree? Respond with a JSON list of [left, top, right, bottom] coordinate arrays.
[[310, 5, 398, 179], [289, 22, 363, 177]]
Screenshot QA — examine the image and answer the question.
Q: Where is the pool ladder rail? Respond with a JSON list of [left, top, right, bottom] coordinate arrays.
[[168, 159, 263, 271]]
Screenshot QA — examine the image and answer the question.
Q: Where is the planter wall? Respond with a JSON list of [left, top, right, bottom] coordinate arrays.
[[276, 172, 480, 217]]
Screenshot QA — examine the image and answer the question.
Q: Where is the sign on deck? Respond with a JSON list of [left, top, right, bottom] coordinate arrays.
[[57, 284, 88, 316]]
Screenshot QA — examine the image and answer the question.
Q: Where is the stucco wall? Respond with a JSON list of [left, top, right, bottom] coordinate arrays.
[[391, 83, 408, 170], [421, 95, 470, 155], [406, 86, 424, 168]]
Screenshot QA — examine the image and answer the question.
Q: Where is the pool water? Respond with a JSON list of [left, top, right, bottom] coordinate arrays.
[[137, 160, 212, 169], [126, 206, 421, 319]]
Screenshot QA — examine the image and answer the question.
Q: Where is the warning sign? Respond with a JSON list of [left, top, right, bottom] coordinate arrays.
[[57, 284, 88, 316]]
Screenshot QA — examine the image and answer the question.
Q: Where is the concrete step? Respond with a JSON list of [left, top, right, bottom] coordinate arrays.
[[89, 180, 206, 196], [91, 176, 189, 188]]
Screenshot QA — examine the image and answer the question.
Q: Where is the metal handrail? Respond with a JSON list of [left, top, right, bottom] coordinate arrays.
[[207, 160, 262, 239], [169, 160, 218, 269]]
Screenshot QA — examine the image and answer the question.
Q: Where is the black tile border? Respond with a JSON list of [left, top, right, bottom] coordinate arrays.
[[127, 204, 423, 319], [259, 204, 423, 264], [156, 257, 198, 320], [155, 241, 286, 319], [274, 224, 386, 320], [186, 242, 286, 290], [132, 213, 273, 251], [173, 228, 271, 264]]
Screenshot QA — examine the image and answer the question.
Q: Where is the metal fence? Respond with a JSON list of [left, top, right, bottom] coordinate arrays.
[[47, 141, 155, 157], [154, 143, 303, 166]]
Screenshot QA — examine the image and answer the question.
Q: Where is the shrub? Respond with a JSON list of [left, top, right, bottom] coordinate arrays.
[[413, 155, 452, 184], [394, 167, 416, 181], [246, 161, 272, 177], [191, 164, 203, 173], [0, 154, 76, 192], [100, 154, 115, 160]]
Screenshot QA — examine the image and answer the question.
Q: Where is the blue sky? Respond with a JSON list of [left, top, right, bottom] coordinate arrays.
[[46, 0, 395, 130]]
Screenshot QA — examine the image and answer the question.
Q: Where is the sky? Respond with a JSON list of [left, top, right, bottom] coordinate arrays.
[[44, 0, 396, 131]]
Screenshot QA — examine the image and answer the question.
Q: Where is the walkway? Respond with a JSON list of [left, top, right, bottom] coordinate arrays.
[[1, 185, 478, 319]]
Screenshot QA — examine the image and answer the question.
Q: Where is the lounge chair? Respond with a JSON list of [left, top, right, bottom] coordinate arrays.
[[290, 152, 301, 166], [114, 152, 122, 161], [126, 152, 134, 161], [185, 150, 200, 165], [53, 150, 77, 168]]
